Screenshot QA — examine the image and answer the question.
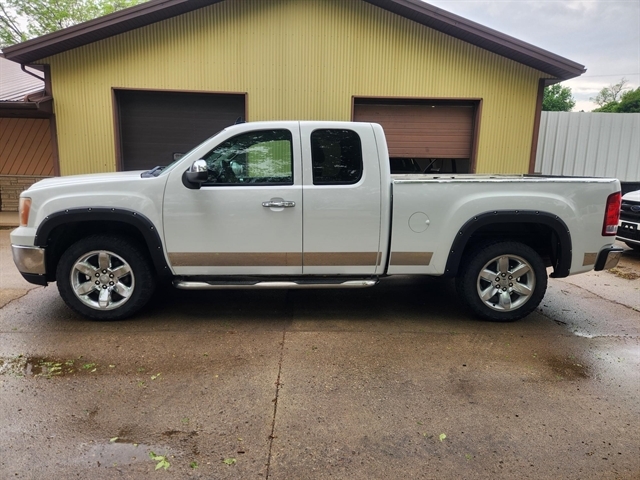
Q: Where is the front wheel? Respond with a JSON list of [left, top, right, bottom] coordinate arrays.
[[456, 241, 547, 322], [56, 235, 156, 320]]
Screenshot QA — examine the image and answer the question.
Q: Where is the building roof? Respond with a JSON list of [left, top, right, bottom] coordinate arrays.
[[1, 0, 586, 81], [0, 56, 45, 101]]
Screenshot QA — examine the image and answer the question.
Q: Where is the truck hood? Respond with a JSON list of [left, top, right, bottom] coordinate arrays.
[[26, 171, 148, 192], [622, 190, 640, 202]]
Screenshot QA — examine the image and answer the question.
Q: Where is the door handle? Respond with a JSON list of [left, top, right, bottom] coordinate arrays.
[[262, 200, 295, 208]]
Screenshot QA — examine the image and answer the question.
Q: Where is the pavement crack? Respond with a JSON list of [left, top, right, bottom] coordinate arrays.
[[265, 325, 286, 479], [552, 280, 640, 312], [0, 286, 41, 310]]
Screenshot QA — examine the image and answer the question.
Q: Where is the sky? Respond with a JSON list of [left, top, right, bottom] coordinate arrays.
[[424, 0, 640, 111]]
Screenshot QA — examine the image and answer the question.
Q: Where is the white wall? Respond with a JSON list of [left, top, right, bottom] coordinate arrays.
[[535, 112, 640, 182]]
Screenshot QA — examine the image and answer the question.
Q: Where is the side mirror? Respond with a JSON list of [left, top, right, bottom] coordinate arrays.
[[182, 159, 208, 189]]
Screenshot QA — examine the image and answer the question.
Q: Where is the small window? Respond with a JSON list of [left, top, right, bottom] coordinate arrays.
[[201, 130, 293, 185], [311, 129, 363, 185]]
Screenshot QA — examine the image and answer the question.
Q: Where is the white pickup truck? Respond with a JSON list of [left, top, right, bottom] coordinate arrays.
[[617, 190, 640, 251], [11, 121, 623, 322]]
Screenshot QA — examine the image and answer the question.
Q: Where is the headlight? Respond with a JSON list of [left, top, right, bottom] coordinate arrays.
[[19, 197, 32, 227]]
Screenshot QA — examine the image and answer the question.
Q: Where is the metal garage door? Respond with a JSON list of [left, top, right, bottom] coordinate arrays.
[[353, 100, 476, 173], [116, 90, 246, 171]]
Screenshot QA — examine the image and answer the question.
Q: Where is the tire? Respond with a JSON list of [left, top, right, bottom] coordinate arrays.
[[56, 234, 156, 320], [455, 241, 547, 322]]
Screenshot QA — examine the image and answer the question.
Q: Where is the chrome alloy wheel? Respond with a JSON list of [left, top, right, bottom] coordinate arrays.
[[476, 254, 536, 312], [70, 250, 135, 311]]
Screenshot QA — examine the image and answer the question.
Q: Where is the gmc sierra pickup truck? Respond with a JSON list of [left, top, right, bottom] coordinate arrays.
[[11, 121, 623, 321]]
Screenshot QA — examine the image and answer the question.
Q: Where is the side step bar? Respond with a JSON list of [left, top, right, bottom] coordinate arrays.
[[173, 278, 379, 290]]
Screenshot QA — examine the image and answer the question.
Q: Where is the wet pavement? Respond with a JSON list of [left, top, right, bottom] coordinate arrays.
[[1, 228, 639, 479]]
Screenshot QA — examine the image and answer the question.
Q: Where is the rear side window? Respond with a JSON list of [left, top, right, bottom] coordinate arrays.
[[311, 129, 363, 185]]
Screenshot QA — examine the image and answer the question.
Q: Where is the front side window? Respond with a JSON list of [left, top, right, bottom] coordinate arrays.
[[311, 129, 363, 185], [202, 130, 293, 185]]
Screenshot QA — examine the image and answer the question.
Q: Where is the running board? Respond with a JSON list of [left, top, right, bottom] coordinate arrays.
[[173, 278, 378, 290]]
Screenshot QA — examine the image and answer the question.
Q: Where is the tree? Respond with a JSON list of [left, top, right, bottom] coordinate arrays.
[[590, 78, 629, 108], [592, 79, 640, 113], [593, 101, 619, 113], [613, 87, 640, 113], [0, 0, 145, 47], [542, 83, 576, 112]]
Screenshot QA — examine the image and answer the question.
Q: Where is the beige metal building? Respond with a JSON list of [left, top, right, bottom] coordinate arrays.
[[2, 0, 585, 179]]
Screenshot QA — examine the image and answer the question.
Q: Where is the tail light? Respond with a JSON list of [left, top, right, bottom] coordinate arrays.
[[19, 197, 32, 227], [602, 192, 621, 236]]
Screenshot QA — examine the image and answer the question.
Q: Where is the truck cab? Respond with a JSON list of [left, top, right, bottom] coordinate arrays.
[[163, 121, 390, 277]]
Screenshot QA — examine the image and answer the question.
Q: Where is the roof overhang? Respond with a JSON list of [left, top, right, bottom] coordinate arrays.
[[1, 0, 586, 81], [365, 0, 586, 80]]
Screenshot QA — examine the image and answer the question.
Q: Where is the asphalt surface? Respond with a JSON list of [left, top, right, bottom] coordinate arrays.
[[1, 228, 638, 479]]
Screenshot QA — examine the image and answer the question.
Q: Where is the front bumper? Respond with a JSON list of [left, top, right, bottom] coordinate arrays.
[[11, 244, 48, 286], [616, 219, 640, 246], [593, 245, 624, 271]]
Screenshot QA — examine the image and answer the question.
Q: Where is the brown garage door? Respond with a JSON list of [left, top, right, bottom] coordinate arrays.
[[353, 100, 476, 172], [116, 90, 246, 171]]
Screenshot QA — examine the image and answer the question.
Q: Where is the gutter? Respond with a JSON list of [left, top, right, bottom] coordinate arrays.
[[0, 95, 53, 117]]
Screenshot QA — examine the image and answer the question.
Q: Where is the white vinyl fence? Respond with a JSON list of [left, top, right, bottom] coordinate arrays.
[[535, 112, 640, 183]]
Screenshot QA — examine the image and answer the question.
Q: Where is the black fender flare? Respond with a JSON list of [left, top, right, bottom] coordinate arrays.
[[443, 210, 572, 278], [35, 207, 171, 277]]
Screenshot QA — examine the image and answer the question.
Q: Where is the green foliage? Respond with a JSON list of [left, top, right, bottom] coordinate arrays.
[[0, 0, 145, 47], [593, 86, 640, 113], [593, 102, 619, 113], [616, 87, 640, 113], [590, 78, 629, 108], [542, 84, 576, 112], [149, 451, 170, 471]]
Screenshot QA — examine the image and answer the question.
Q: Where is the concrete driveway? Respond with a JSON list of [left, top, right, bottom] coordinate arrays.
[[1, 228, 638, 479]]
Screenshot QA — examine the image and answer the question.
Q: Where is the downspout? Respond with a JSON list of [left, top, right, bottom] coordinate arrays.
[[20, 64, 45, 81], [528, 79, 546, 174], [20, 63, 61, 177]]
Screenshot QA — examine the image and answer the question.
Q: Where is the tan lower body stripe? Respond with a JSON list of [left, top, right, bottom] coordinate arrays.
[[390, 252, 433, 266], [169, 252, 382, 267], [304, 252, 380, 266], [169, 252, 302, 267], [583, 253, 597, 266]]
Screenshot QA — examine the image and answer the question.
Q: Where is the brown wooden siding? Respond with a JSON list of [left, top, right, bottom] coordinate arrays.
[[0, 118, 54, 175], [353, 103, 474, 159]]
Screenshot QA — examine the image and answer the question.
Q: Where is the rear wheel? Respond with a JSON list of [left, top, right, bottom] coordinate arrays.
[[456, 241, 547, 322], [56, 235, 156, 320]]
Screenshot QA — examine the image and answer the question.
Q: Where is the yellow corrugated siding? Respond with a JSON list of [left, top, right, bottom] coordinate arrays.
[[42, 0, 549, 175]]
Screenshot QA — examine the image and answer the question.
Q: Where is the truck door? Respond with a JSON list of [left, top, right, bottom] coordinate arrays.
[[300, 123, 383, 275], [162, 124, 303, 275]]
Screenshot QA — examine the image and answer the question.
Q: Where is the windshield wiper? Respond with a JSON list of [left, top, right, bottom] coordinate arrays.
[[141, 166, 165, 178]]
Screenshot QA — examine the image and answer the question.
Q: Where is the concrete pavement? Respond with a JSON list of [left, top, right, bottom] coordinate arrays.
[[1, 229, 639, 479], [0, 225, 40, 309]]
